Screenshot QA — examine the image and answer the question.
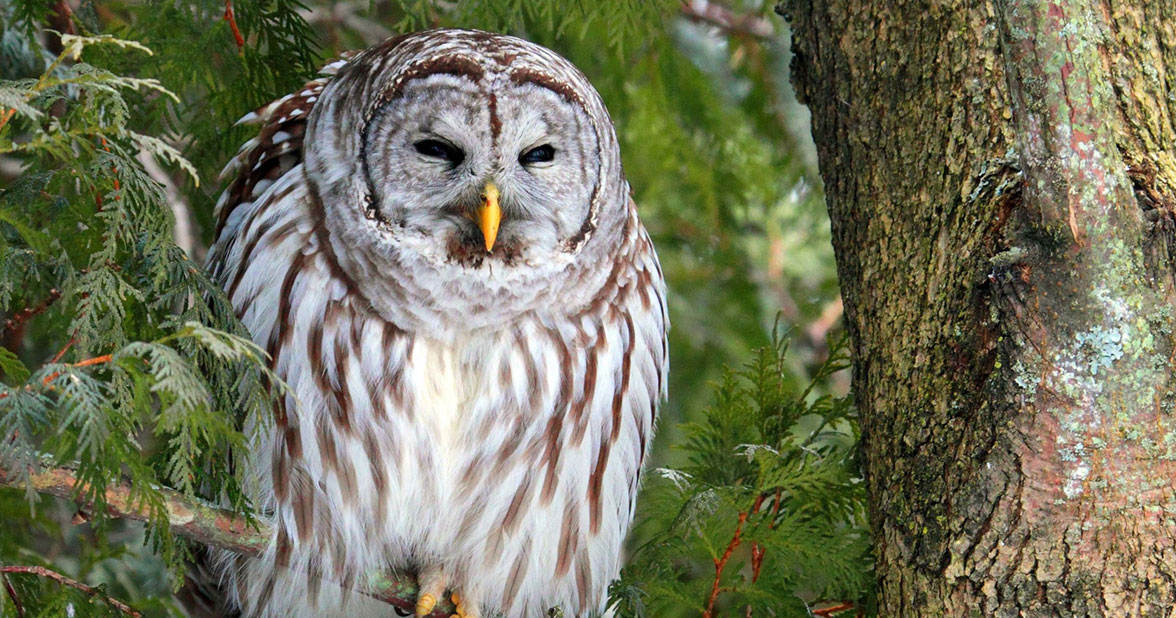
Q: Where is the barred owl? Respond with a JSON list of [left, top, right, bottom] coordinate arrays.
[[198, 29, 668, 618]]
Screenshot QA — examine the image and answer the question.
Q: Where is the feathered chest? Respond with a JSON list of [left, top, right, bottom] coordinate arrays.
[[403, 330, 558, 475]]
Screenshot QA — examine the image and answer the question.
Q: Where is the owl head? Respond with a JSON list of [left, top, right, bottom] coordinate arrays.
[[303, 30, 630, 333]]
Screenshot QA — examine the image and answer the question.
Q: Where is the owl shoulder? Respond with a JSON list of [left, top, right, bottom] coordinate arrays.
[[213, 56, 354, 241]]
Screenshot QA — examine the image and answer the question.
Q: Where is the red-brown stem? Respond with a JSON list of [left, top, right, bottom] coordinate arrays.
[[749, 542, 765, 583], [0, 108, 15, 134], [2, 289, 62, 339], [49, 338, 75, 364], [93, 137, 120, 211], [703, 510, 747, 618], [39, 354, 113, 386], [749, 489, 782, 584], [704, 494, 767, 617], [0, 353, 113, 400], [223, 0, 245, 50], [0, 566, 140, 617], [71, 355, 112, 369], [813, 602, 855, 616], [746, 490, 786, 615]]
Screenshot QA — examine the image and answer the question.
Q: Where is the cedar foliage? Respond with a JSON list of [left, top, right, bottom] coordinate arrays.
[[612, 332, 871, 616], [0, 1, 870, 616]]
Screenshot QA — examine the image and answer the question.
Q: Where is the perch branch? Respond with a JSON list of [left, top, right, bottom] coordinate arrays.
[[0, 566, 141, 617], [0, 465, 455, 616]]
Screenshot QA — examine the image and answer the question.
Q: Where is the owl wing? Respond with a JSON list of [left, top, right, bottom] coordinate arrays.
[[207, 56, 352, 283], [196, 55, 408, 617], [577, 205, 669, 610]]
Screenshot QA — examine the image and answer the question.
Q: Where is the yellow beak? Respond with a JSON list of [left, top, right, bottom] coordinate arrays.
[[478, 182, 501, 252]]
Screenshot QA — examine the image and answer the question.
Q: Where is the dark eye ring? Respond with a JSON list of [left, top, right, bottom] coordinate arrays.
[[414, 139, 465, 166], [519, 144, 555, 165]]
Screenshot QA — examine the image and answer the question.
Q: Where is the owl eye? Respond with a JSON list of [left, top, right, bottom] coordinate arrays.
[[414, 139, 465, 166], [519, 144, 555, 165]]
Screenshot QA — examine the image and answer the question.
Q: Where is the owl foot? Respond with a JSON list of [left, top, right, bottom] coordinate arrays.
[[450, 591, 480, 618], [415, 565, 447, 616]]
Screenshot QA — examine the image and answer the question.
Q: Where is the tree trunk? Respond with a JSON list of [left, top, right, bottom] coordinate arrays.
[[784, 0, 1176, 615]]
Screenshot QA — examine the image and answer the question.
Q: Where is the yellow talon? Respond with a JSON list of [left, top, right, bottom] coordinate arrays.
[[449, 590, 474, 618], [416, 593, 437, 616]]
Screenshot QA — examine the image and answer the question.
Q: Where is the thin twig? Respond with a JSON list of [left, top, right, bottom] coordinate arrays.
[[40, 353, 113, 385], [223, 0, 245, 50], [0, 353, 114, 400], [0, 108, 15, 134], [703, 510, 746, 618], [680, 0, 774, 39], [2, 289, 62, 339], [0, 566, 140, 617], [69, 355, 111, 369], [704, 494, 766, 617], [50, 338, 75, 364], [1, 571, 24, 618], [749, 489, 782, 584], [806, 296, 844, 349], [813, 602, 856, 616]]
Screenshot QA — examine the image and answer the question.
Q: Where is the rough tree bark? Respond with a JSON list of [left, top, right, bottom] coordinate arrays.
[[785, 0, 1176, 615]]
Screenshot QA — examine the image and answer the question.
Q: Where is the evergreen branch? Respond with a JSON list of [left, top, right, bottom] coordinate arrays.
[[0, 465, 457, 617], [0, 565, 141, 617]]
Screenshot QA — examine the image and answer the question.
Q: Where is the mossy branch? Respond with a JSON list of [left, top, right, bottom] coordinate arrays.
[[0, 465, 456, 617]]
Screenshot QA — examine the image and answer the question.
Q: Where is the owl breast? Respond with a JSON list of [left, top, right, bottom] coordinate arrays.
[[210, 166, 665, 618]]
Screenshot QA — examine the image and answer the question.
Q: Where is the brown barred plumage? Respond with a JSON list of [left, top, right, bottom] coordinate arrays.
[[197, 29, 667, 618]]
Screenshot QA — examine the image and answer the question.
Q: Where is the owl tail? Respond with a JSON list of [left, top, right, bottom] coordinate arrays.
[[177, 547, 242, 618]]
